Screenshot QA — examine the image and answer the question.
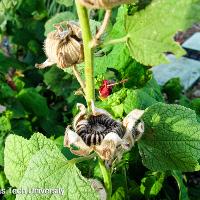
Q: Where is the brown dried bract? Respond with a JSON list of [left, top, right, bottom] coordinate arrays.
[[79, 0, 135, 9], [35, 21, 83, 69]]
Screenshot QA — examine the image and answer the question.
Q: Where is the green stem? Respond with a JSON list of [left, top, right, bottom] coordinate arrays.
[[99, 159, 112, 200], [75, 0, 94, 111], [122, 167, 129, 200], [101, 36, 128, 47]]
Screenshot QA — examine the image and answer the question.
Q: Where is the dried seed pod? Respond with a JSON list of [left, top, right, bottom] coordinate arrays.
[[79, 0, 135, 9], [64, 101, 144, 161], [35, 21, 83, 69], [123, 109, 145, 143], [76, 114, 125, 146]]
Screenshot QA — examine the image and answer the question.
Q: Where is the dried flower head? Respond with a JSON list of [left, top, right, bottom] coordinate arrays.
[[35, 21, 83, 69], [79, 0, 135, 9], [64, 101, 144, 161]]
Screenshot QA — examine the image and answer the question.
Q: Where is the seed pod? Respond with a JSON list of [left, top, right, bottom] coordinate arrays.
[[64, 102, 144, 161], [75, 114, 125, 146], [35, 21, 83, 69], [79, 0, 135, 9]]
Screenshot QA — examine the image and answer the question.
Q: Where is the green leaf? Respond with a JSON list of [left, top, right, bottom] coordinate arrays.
[[138, 103, 200, 172], [44, 67, 78, 97], [94, 43, 131, 76], [111, 187, 125, 200], [56, 0, 73, 7], [0, 82, 16, 99], [90, 19, 101, 37], [106, 6, 127, 40], [16, 148, 99, 200], [0, 52, 25, 74], [190, 98, 200, 115], [121, 60, 152, 88], [141, 78, 164, 102], [0, 116, 11, 166], [27, 40, 41, 55], [162, 78, 183, 103], [11, 119, 32, 138], [111, 104, 124, 118], [171, 171, 189, 200], [123, 89, 158, 114], [44, 11, 76, 36], [96, 88, 127, 117], [4, 133, 57, 187], [17, 88, 49, 118], [140, 172, 165, 197], [0, 116, 11, 132], [0, 170, 8, 189], [125, 0, 200, 66], [9, 101, 27, 119]]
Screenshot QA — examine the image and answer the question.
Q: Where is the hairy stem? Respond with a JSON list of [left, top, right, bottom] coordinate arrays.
[[72, 65, 86, 93], [75, 0, 94, 111], [92, 9, 111, 47], [99, 159, 112, 200]]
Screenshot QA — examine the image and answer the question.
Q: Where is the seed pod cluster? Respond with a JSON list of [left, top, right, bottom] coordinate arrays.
[[79, 0, 135, 9], [35, 21, 83, 69], [76, 114, 125, 146]]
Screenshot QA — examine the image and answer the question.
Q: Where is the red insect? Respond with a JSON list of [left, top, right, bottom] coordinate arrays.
[[99, 79, 128, 98], [99, 80, 113, 98]]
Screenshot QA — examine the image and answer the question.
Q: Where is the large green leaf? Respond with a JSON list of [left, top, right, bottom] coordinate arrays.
[[138, 103, 200, 172], [125, 0, 200, 66], [4, 133, 57, 187], [16, 148, 99, 200]]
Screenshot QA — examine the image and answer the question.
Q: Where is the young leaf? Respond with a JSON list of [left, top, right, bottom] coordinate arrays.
[[140, 172, 165, 197], [138, 103, 200, 172], [124, 89, 158, 114], [16, 148, 99, 200], [125, 0, 200, 66], [4, 133, 57, 187]]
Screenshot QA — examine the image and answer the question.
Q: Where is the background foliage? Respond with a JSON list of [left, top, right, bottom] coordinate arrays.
[[0, 0, 200, 199]]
